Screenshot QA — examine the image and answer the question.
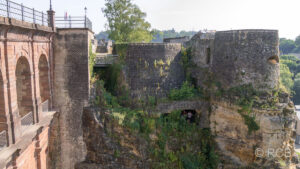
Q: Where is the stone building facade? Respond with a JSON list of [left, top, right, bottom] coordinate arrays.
[[0, 3, 94, 169], [0, 15, 55, 169]]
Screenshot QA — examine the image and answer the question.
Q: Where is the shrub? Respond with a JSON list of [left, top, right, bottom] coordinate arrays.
[[168, 81, 199, 100]]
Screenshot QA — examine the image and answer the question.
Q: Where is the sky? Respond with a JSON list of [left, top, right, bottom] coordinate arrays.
[[11, 0, 300, 39]]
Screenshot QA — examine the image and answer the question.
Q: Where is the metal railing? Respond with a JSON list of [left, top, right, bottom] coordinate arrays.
[[0, 130, 7, 149], [0, 0, 48, 25], [55, 16, 92, 30], [21, 111, 33, 126], [42, 100, 49, 112]]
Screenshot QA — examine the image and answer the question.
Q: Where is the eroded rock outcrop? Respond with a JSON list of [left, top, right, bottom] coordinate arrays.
[[75, 107, 150, 169]]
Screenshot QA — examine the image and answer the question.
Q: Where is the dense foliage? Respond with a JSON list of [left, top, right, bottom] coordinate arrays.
[[294, 74, 300, 104], [95, 29, 197, 43], [102, 0, 152, 42], [279, 55, 300, 103], [279, 35, 300, 54], [89, 41, 97, 77], [168, 81, 201, 101], [93, 78, 219, 169], [280, 63, 294, 93], [151, 29, 197, 43]]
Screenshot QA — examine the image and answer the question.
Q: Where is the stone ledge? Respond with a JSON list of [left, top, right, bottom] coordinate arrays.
[[0, 16, 55, 33], [216, 29, 278, 34], [155, 100, 209, 113]]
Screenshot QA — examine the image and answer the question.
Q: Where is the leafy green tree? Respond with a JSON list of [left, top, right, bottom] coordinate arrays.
[[102, 0, 152, 42], [280, 55, 300, 77], [295, 35, 300, 46], [279, 38, 296, 54], [281, 55, 299, 62], [281, 59, 298, 74], [280, 63, 294, 93], [293, 73, 300, 104], [150, 29, 197, 42]]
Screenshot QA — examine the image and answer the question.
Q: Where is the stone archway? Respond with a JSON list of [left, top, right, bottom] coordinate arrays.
[[16, 57, 33, 118], [0, 70, 5, 124], [38, 55, 50, 103], [0, 69, 7, 148]]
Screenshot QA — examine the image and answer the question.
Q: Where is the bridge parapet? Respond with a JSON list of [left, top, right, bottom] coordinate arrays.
[[0, 0, 49, 26]]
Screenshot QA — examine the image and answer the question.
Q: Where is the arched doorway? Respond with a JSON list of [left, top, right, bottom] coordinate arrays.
[[0, 70, 7, 148], [38, 55, 50, 112], [16, 57, 33, 119]]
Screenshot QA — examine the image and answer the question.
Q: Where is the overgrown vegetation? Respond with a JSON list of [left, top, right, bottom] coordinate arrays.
[[280, 36, 300, 54], [113, 43, 128, 60], [280, 55, 300, 103], [95, 29, 197, 43], [89, 41, 97, 77], [212, 84, 283, 134], [168, 81, 202, 101], [92, 76, 219, 169], [181, 47, 197, 84], [93, 43, 130, 106], [148, 111, 219, 169]]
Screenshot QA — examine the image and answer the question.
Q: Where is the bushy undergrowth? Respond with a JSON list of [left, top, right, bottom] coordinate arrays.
[[110, 108, 219, 169], [168, 81, 202, 101], [149, 111, 219, 169], [89, 41, 97, 77], [93, 78, 219, 169]]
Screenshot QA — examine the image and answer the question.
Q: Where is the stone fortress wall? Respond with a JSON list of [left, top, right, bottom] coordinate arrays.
[[121, 43, 185, 99], [107, 29, 296, 167], [116, 30, 280, 98], [211, 30, 280, 90]]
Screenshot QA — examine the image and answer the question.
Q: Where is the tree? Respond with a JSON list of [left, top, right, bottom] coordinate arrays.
[[293, 73, 300, 104], [295, 35, 300, 46], [280, 63, 294, 93], [279, 38, 296, 54], [102, 0, 152, 43]]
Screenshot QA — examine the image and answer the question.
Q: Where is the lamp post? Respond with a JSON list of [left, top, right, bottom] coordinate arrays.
[[50, 0, 52, 10], [47, 0, 55, 29]]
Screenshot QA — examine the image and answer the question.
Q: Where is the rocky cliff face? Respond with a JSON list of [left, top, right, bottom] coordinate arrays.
[[210, 98, 296, 168], [75, 107, 150, 169]]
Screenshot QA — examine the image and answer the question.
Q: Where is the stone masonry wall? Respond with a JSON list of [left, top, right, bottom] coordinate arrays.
[[122, 43, 185, 99], [50, 28, 93, 169], [187, 31, 215, 88], [212, 30, 280, 90]]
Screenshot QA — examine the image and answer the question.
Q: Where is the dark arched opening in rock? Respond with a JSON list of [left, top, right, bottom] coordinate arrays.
[[181, 109, 197, 123]]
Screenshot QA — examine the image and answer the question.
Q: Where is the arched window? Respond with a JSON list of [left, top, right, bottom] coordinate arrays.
[[0, 70, 7, 148], [38, 55, 50, 104], [16, 57, 33, 119]]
